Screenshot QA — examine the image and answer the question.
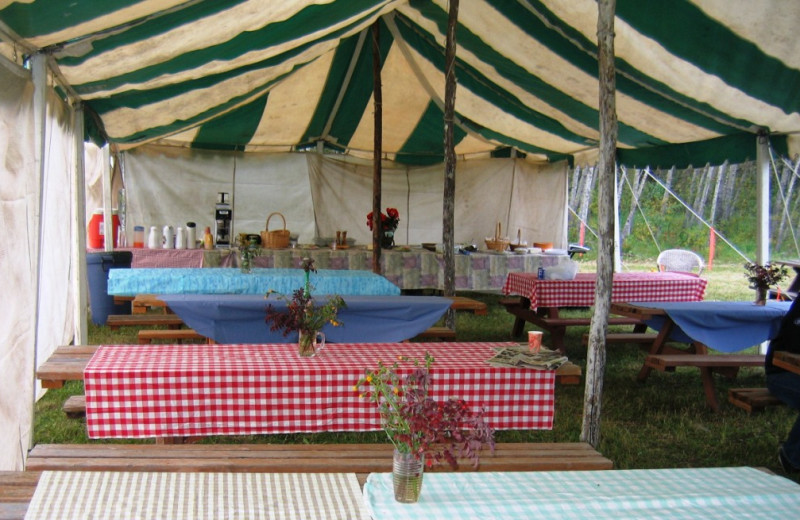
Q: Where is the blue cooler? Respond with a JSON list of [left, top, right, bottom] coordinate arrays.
[[86, 251, 133, 325]]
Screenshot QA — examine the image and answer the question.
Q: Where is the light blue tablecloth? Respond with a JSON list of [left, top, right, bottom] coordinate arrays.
[[635, 300, 791, 352], [107, 267, 401, 296], [158, 294, 451, 343], [363, 467, 800, 519]]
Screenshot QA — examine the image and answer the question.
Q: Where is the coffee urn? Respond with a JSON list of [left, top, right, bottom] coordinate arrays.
[[214, 192, 232, 247]]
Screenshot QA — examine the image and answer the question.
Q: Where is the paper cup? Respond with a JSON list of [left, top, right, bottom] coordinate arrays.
[[528, 330, 543, 353]]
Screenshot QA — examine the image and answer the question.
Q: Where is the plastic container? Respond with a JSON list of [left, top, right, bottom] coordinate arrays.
[[86, 251, 132, 325], [133, 226, 145, 248], [87, 209, 120, 249]]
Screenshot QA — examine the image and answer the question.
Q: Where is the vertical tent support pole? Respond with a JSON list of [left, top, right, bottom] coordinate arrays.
[[756, 132, 770, 266], [442, 0, 459, 329], [582, 0, 617, 448], [72, 103, 88, 345], [30, 52, 47, 451], [756, 132, 771, 354], [101, 144, 113, 252], [371, 20, 382, 274]]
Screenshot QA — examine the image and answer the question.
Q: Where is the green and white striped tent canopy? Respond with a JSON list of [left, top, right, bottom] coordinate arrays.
[[1, 0, 798, 166]]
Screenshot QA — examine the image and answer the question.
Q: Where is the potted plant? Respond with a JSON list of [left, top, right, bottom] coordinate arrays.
[[744, 261, 789, 305], [355, 353, 495, 502], [265, 257, 345, 356], [366, 207, 400, 249]]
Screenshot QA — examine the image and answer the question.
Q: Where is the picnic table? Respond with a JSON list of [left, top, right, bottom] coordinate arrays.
[[157, 294, 452, 343], [501, 272, 708, 352], [363, 467, 800, 519], [611, 300, 791, 410], [83, 342, 557, 440]]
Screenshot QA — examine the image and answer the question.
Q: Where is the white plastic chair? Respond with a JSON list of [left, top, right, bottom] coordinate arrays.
[[656, 249, 705, 275]]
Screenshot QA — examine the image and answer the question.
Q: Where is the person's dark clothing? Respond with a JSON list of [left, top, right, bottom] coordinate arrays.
[[766, 297, 800, 470]]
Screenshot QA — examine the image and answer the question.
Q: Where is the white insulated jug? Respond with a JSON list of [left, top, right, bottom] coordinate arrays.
[[162, 225, 174, 249]]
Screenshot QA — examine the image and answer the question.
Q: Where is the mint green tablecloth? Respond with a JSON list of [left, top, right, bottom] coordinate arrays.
[[107, 267, 400, 296], [363, 467, 800, 519]]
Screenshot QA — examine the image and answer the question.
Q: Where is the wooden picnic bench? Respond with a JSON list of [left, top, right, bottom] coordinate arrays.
[[644, 354, 766, 412], [105, 313, 185, 330]]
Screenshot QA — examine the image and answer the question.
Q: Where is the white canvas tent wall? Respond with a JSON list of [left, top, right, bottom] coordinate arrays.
[[121, 146, 567, 248], [2, 0, 800, 469]]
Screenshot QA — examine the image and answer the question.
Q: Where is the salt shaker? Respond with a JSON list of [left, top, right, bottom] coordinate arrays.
[[162, 225, 174, 249], [147, 226, 160, 249]]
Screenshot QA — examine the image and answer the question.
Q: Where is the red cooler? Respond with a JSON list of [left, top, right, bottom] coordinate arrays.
[[88, 209, 120, 249]]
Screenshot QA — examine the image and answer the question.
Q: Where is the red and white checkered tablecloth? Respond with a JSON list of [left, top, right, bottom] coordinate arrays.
[[84, 342, 555, 439], [502, 272, 707, 310]]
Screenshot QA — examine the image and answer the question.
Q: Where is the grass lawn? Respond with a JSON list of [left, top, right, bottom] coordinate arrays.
[[33, 260, 800, 482]]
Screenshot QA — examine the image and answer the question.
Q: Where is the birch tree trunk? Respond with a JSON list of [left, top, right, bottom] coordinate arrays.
[[578, 166, 596, 228], [581, 0, 616, 448], [442, 0, 459, 329], [622, 167, 646, 240], [722, 163, 738, 221], [709, 161, 727, 227], [660, 166, 674, 214]]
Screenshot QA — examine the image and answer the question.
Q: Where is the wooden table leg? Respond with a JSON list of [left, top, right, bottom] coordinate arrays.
[[637, 320, 675, 382], [699, 366, 721, 411]]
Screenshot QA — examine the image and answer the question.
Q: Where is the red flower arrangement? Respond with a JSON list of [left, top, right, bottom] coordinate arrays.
[[355, 353, 495, 469], [366, 207, 400, 232]]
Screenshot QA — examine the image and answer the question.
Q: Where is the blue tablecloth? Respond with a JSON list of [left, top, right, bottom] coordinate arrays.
[[636, 300, 792, 352], [363, 467, 800, 520], [107, 267, 401, 296], [158, 294, 451, 343]]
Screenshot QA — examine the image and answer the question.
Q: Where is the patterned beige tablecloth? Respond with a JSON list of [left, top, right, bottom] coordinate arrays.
[[25, 471, 369, 520]]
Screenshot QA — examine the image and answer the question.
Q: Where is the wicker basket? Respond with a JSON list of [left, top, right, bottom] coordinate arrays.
[[485, 221, 510, 252], [261, 212, 290, 249]]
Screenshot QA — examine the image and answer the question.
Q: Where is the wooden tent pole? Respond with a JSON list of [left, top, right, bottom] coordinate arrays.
[[371, 20, 382, 273], [442, 0, 459, 327], [581, 0, 617, 448]]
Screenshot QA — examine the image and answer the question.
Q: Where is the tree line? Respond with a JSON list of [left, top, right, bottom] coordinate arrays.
[[568, 154, 800, 262]]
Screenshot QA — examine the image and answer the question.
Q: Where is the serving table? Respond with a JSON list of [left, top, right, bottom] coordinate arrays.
[[106, 267, 401, 296], [105, 246, 573, 291], [501, 272, 707, 351], [157, 294, 452, 343], [363, 467, 800, 519], [84, 342, 555, 440]]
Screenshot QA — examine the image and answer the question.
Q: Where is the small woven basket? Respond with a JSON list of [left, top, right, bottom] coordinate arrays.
[[261, 212, 290, 249], [485, 221, 510, 252]]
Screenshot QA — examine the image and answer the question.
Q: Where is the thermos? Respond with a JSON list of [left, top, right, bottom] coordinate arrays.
[[147, 226, 160, 249], [186, 222, 197, 249], [175, 226, 186, 249], [163, 225, 174, 249]]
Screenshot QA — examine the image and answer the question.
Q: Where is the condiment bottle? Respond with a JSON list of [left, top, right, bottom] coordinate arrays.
[[203, 226, 214, 250]]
